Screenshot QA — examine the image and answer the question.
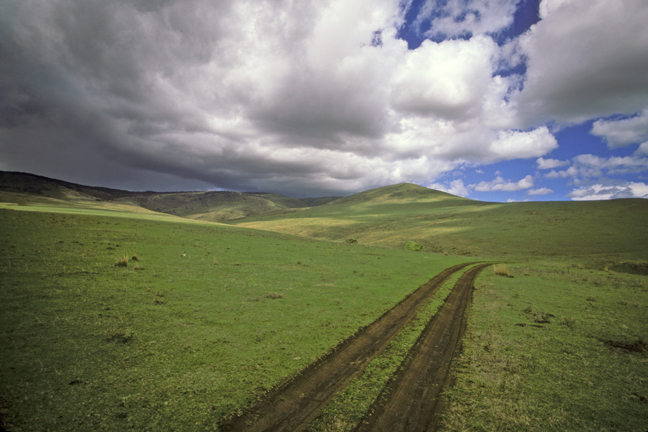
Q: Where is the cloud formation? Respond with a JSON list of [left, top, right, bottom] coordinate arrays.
[[539, 152, 648, 200], [536, 157, 569, 170], [1, 0, 647, 198], [545, 154, 648, 179], [474, 175, 534, 192], [528, 187, 554, 195], [516, 0, 648, 124], [590, 109, 648, 149], [428, 179, 471, 197], [568, 183, 648, 200], [415, 0, 518, 40]]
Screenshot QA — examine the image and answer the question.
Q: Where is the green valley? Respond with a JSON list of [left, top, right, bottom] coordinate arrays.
[[1, 172, 646, 431]]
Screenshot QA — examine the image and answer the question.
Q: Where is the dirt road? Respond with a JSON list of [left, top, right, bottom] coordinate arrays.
[[354, 263, 491, 432], [219, 263, 475, 432]]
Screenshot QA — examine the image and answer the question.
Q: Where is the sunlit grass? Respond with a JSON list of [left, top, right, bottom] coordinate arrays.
[[440, 262, 648, 431], [0, 207, 467, 431], [231, 185, 648, 262], [2, 182, 647, 431], [493, 263, 510, 277], [308, 266, 472, 432], [0, 201, 231, 226]]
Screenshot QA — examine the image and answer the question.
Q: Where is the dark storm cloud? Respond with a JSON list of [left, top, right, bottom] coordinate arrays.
[[1, 0, 648, 197], [0, 0, 410, 194]]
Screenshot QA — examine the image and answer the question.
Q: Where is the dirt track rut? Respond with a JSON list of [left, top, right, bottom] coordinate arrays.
[[355, 263, 491, 432], [219, 262, 475, 432]]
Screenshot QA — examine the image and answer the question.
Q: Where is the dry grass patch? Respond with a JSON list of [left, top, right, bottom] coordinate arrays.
[[493, 263, 511, 277]]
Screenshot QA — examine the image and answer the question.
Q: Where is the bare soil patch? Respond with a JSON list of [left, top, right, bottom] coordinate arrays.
[[355, 264, 491, 432], [219, 263, 475, 432]]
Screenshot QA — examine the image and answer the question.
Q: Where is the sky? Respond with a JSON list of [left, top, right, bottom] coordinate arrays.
[[1, 0, 648, 201]]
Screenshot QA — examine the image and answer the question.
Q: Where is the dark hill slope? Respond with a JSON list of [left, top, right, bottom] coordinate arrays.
[[0, 171, 312, 221], [0, 171, 141, 202], [299, 196, 343, 207], [116, 191, 308, 221]]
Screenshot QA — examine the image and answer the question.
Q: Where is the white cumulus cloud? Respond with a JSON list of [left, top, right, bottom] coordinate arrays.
[[516, 0, 648, 125], [391, 35, 497, 119], [546, 166, 578, 179], [545, 154, 648, 181], [428, 179, 471, 197], [537, 157, 569, 170], [487, 127, 558, 162], [474, 174, 534, 192], [416, 0, 519, 39], [590, 109, 648, 148], [528, 187, 554, 195], [568, 182, 648, 200], [0, 0, 645, 197]]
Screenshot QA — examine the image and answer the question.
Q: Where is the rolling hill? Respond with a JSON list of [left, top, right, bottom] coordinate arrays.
[[114, 191, 309, 221], [2, 171, 647, 271], [0, 171, 142, 202], [232, 183, 648, 268], [2, 171, 647, 430], [0, 171, 335, 221]]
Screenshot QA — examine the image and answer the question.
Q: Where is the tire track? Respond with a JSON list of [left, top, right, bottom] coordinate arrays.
[[219, 262, 477, 432], [355, 263, 491, 432]]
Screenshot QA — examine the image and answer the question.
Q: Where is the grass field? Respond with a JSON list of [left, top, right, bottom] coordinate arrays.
[[441, 263, 648, 431], [308, 267, 471, 431], [0, 207, 466, 431], [1, 181, 647, 431], [233, 184, 648, 265]]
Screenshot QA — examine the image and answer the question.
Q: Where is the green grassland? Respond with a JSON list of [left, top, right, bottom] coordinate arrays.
[[0, 207, 467, 431], [114, 191, 308, 222], [233, 183, 648, 266], [308, 267, 471, 432], [0, 201, 225, 225], [441, 263, 648, 431], [1, 177, 647, 431], [0, 171, 321, 222]]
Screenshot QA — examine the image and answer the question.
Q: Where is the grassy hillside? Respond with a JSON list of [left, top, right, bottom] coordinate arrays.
[[0, 206, 467, 431], [318, 182, 471, 207], [440, 262, 648, 432], [0, 171, 141, 202], [233, 183, 648, 267], [0, 171, 318, 222], [299, 197, 343, 207], [116, 191, 308, 222], [3, 173, 646, 266], [1, 184, 647, 431]]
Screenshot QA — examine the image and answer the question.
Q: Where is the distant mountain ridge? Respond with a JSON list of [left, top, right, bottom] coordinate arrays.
[[0, 171, 343, 221], [0, 171, 144, 201], [116, 190, 310, 221], [3, 171, 648, 271]]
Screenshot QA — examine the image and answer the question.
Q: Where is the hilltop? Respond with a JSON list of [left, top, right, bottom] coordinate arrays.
[[321, 182, 472, 207], [233, 183, 648, 267]]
